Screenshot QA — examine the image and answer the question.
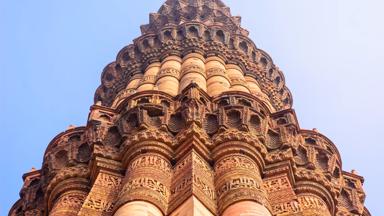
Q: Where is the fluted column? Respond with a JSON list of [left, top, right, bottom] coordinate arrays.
[[114, 201, 163, 216], [179, 53, 206, 93], [244, 74, 262, 95], [292, 180, 335, 216], [137, 62, 161, 92], [48, 178, 89, 216], [126, 73, 143, 92], [226, 64, 250, 93], [115, 152, 172, 215], [222, 201, 272, 216], [213, 150, 271, 215], [156, 56, 181, 96], [297, 194, 332, 216], [50, 191, 87, 216], [206, 56, 231, 97], [244, 74, 275, 111]]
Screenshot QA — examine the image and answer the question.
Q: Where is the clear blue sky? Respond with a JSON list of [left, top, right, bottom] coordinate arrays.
[[0, 0, 382, 215]]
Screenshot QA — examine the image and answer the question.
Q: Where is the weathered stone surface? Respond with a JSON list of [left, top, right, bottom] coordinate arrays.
[[9, 1, 370, 216]]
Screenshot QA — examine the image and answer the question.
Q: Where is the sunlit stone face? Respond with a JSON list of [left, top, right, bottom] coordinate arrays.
[[222, 201, 272, 216], [9, 0, 370, 216], [114, 53, 270, 109], [114, 201, 163, 216]]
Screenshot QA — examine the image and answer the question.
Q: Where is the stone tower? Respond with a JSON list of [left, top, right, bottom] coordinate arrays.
[[10, 0, 371, 215]]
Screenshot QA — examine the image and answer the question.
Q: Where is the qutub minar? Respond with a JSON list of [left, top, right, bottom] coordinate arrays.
[[10, 0, 371, 215]]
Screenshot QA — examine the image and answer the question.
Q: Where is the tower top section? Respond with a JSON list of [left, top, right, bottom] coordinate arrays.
[[9, 1, 370, 216], [94, 0, 293, 111], [141, 0, 249, 36]]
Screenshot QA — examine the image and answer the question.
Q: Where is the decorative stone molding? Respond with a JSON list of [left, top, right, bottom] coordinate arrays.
[[115, 153, 172, 215], [10, 0, 370, 215]]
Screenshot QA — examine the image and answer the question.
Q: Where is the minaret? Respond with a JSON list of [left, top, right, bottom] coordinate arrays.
[[10, 1, 371, 216]]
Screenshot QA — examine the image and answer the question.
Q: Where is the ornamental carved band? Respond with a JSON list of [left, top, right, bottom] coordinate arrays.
[[10, 0, 370, 216], [116, 154, 172, 214]]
